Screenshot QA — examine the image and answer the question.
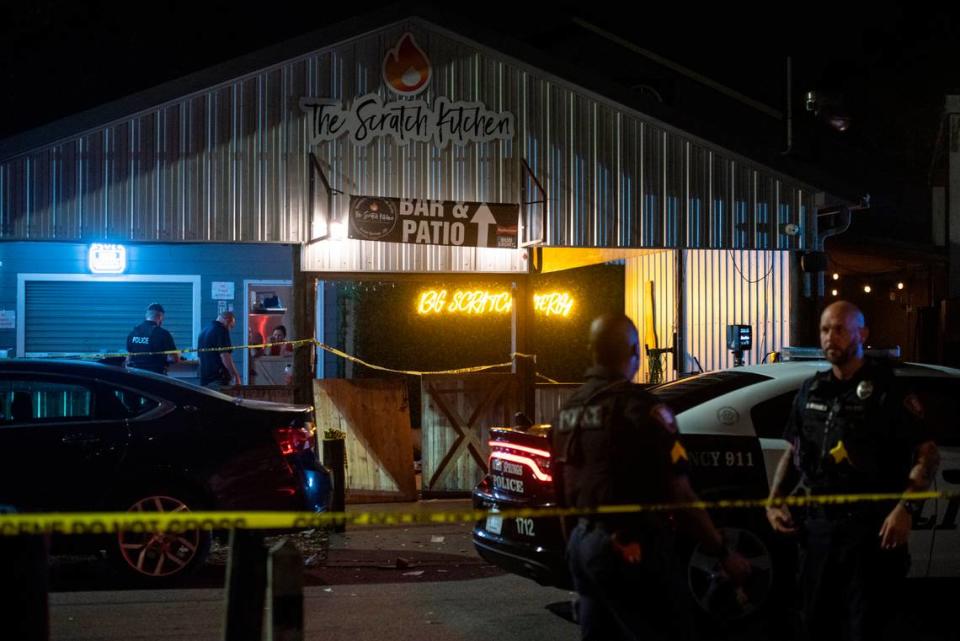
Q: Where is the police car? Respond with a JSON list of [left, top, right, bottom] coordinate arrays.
[[472, 353, 960, 623]]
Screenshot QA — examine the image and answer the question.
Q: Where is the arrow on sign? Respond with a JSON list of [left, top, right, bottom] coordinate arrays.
[[471, 204, 497, 247]]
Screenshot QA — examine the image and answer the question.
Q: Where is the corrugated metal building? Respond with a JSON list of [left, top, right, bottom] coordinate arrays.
[[0, 16, 843, 378]]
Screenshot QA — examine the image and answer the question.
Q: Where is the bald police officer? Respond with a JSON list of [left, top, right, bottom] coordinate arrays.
[[553, 314, 751, 641], [198, 311, 242, 390], [766, 301, 940, 641], [126, 303, 179, 374]]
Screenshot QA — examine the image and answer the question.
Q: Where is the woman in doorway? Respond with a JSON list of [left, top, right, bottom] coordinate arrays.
[[268, 325, 294, 355]]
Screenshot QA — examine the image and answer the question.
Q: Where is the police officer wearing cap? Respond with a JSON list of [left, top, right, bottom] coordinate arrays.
[[766, 301, 940, 641], [126, 303, 180, 374], [553, 314, 752, 641]]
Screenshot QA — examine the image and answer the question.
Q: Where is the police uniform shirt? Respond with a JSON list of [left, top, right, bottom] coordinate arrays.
[[784, 358, 928, 502], [552, 366, 689, 535], [126, 320, 176, 374], [198, 320, 233, 385]]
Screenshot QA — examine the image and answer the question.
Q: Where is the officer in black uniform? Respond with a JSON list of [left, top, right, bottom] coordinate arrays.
[[766, 301, 940, 641], [553, 314, 751, 641], [126, 303, 179, 374], [198, 311, 241, 389]]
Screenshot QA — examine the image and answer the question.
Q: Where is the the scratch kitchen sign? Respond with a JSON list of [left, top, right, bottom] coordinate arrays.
[[348, 196, 519, 249], [299, 33, 514, 147]]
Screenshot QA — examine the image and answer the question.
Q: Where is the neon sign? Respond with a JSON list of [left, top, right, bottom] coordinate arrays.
[[416, 290, 575, 318], [417, 289, 513, 315], [88, 243, 127, 274], [534, 292, 575, 317]]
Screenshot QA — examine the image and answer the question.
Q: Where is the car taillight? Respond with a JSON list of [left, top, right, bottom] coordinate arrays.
[[273, 421, 316, 456], [488, 441, 552, 482]]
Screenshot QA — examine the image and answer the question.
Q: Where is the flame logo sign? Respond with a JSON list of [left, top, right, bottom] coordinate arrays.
[[382, 33, 432, 96]]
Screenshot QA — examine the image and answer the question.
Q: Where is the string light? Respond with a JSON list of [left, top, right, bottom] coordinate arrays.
[[897, 282, 905, 290], [831, 289, 838, 296], [832, 273, 840, 281], [863, 285, 872, 294]]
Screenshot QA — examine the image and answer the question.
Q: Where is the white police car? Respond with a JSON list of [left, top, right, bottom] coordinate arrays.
[[472, 354, 960, 623]]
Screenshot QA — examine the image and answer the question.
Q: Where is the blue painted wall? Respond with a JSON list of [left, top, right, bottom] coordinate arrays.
[[0, 242, 295, 354]]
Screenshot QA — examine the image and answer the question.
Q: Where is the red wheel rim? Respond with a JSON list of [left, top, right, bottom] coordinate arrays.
[[117, 495, 200, 578]]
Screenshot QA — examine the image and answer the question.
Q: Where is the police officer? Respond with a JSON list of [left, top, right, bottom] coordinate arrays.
[[553, 314, 751, 641], [198, 311, 241, 389], [766, 301, 940, 641], [126, 303, 179, 374]]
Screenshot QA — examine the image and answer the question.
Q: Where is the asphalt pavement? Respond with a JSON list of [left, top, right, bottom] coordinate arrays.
[[49, 499, 579, 641], [44, 499, 960, 641]]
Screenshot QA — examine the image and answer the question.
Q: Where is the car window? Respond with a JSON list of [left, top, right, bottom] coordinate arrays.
[[750, 390, 797, 439], [0, 380, 94, 424], [649, 371, 771, 415], [110, 389, 160, 418], [99, 387, 161, 419]]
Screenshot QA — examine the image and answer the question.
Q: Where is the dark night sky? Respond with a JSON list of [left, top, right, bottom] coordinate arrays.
[[3, 1, 960, 238], [4, 1, 956, 137]]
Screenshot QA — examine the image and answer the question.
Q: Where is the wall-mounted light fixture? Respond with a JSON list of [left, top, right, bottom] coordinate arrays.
[[88, 243, 127, 274]]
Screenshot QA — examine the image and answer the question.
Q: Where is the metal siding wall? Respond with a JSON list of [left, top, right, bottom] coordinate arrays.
[[624, 251, 676, 383], [683, 249, 790, 373], [0, 19, 821, 267]]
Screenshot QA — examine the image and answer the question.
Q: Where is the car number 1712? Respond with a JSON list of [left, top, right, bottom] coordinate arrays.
[[515, 517, 535, 537]]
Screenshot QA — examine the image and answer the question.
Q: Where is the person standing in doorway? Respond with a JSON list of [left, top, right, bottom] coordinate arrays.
[[126, 303, 179, 374], [198, 311, 241, 390], [268, 325, 294, 355]]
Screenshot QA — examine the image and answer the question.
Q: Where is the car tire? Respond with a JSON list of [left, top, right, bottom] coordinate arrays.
[[683, 516, 797, 629], [107, 487, 212, 586]]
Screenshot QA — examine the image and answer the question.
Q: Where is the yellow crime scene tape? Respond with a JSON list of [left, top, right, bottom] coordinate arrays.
[[35, 339, 554, 378], [0, 491, 955, 536]]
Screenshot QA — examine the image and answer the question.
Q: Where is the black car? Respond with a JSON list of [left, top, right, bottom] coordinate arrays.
[[0, 359, 331, 583]]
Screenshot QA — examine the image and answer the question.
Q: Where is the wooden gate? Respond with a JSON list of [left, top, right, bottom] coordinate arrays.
[[535, 383, 579, 423], [313, 379, 417, 503], [421, 373, 518, 496]]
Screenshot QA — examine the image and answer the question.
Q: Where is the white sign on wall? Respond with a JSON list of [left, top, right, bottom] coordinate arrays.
[[211, 281, 235, 300]]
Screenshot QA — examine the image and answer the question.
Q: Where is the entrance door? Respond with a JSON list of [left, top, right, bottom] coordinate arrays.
[[242, 280, 293, 385]]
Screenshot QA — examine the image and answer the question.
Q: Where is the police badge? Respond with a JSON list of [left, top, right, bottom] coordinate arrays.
[[856, 380, 874, 399]]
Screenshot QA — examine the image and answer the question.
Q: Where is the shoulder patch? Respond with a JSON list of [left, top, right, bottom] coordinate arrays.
[[650, 403, 678, 434], [903, 393, 925, 418], [670, 440, 689, 464]]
